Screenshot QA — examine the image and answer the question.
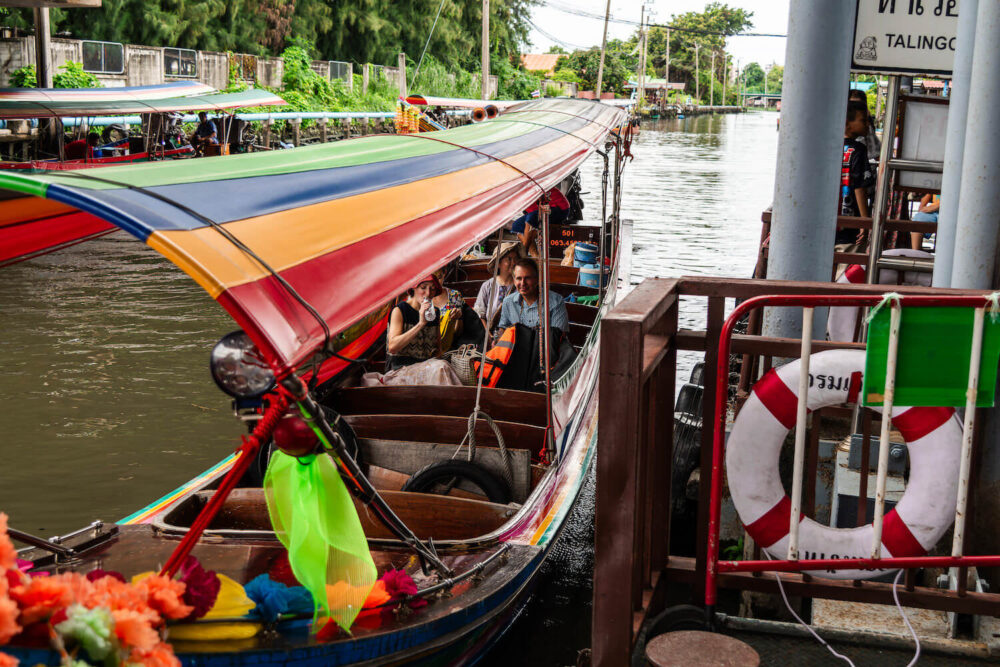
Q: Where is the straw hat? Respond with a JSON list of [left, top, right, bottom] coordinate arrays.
[[488, 241, 522, 274]]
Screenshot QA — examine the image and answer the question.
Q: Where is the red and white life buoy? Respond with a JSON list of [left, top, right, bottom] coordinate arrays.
[[727, 349, 961, 579], [827, 249, 934, 342]]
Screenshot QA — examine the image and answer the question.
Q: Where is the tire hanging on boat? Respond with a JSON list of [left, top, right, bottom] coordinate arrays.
[[727, 349, 962, 579], [402, 460, 511, 505]]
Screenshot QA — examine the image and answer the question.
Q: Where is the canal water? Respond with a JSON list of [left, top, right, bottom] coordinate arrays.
[[0, 110, 778, 664]]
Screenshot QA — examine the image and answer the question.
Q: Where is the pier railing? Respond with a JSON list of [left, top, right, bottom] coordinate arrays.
[[593, 276, 999, 667]]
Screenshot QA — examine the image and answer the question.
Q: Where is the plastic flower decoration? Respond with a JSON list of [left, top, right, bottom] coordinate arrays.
[[176, 556, 220, 620], [54, 604, 114, 662]]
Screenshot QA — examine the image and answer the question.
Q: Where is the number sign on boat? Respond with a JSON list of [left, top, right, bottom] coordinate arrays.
[[852, 0, 960, 76]]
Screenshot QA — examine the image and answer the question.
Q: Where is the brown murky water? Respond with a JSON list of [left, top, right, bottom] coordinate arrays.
[[0, 110, 778, 664]]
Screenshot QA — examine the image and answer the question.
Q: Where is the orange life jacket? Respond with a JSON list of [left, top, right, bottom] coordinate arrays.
[[474, 326, 516, 388]]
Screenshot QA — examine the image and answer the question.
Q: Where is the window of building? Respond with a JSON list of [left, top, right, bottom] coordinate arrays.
[[164, 48, 197, 78], [329, 60, 352, 84], [82, 41, 124, 75]]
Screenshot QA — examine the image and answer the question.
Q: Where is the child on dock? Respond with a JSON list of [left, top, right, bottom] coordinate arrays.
[[838, 101, 873, 245]]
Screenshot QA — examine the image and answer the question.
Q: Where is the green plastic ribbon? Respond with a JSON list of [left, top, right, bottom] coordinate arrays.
[[987, 292, 1000, 323], [865, 291, 903, 325], [264, 449, 376, 632]]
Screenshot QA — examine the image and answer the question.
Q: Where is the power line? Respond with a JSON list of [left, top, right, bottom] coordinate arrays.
[[528, 17, 591, 51], [541, 1, 787, 38]]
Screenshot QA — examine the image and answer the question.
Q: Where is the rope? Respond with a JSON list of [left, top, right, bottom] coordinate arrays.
[[986, 292, 1000, 323], [865, 291, 902, 324], [893, 569, 921, 666], [408, 0, 447, 91]]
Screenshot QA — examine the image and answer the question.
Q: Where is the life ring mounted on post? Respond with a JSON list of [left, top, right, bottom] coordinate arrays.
[[726, 349, 962, 579]]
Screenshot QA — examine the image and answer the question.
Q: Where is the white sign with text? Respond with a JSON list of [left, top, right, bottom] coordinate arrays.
[[853, 0, 959, 76]]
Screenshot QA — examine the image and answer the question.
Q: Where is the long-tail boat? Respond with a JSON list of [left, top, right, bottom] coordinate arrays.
[[0, 97, 631, 665]]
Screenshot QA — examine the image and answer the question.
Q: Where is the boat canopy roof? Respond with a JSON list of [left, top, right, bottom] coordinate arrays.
[[404, 95, 521, 110], [0, 98, 626, 376], [0, 83, 285, 119]]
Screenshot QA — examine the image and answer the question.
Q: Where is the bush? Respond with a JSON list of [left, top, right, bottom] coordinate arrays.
[[8, 61, 101, 88], [544, 83, 562, 98]]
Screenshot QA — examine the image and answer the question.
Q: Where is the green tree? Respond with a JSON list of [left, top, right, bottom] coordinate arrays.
[[765, 64, 783, 94], [546, 45, 567, 54], [743, 62, 765, 91], [562, 46, 631, 94]]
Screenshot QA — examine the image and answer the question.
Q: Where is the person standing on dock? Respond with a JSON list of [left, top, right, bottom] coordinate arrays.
[[838, 101, 873, 245]]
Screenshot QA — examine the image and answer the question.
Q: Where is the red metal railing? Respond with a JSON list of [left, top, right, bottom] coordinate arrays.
[[705, 293, 1000, 616]]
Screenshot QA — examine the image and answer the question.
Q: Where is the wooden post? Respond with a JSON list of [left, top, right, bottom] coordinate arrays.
[[319, 117, 328, 143], [291, 119, 301, 147], [397, 52, 407, 98], [262, 119, 272, 150], [363, 63, 370, 95], [481, 0, 490, 99]]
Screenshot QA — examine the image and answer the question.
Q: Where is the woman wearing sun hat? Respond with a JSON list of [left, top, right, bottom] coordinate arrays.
[[386, 274, 443, 371], [473, 241, 521, 332]]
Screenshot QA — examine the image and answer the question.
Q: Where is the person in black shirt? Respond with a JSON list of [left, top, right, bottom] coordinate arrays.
[[189, 112, 218, 155], [838, 101, 872, 244]]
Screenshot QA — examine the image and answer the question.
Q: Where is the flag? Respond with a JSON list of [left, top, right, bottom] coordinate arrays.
[[531, 89, 540, 98]]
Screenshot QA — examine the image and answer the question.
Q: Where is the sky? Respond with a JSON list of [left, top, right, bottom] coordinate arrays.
[[528, 0, 791, 70]]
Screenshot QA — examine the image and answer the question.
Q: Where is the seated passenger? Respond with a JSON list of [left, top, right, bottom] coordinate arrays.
[[509, 187, 571, 256], [386, 275, 442, 371], [433, 268, 468, 350], [474, 241, 520, 332], [497, 257, 569, 335]]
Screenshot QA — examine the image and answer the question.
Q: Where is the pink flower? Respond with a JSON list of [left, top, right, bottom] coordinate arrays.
[[176, 557, 220, 620], [85, 569, 125, 583], [379, 569, 426, 609]]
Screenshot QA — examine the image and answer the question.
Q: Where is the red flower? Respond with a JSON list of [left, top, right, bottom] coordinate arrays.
[[315, 618, 342, 642], [379, 569, 426, 609], [85, 569, 125, 583], [176, 557, 219, 620]]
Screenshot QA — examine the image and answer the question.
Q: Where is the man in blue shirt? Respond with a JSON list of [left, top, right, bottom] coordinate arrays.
[[497, 257, 569, 334]]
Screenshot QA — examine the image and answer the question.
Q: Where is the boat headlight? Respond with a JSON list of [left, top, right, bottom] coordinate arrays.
[[210, 330, 275, 398]]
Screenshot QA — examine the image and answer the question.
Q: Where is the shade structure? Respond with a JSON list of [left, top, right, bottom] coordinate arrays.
[[0, 86, 285, 119], [0, 98, 627, 376]]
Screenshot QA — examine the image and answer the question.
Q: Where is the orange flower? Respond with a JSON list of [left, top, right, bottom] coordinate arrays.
[[0, 649, 18, 667], [134, 576, 192, 621], [84, 577, 158, 625], [362, 580, 390, 609], [111, 609, 159, 654], [0, 515, 15, 572], [9, 574, 73, 625], [130, 642, 181, 667], [0, 593, 19, 645]]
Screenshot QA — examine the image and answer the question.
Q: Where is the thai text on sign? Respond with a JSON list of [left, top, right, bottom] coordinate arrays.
[[852, 0, 959, 76]]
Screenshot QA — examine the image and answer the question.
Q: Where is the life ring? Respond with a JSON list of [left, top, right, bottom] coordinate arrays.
[[726, 349, 961, 579], [827, 248, 934, 342]]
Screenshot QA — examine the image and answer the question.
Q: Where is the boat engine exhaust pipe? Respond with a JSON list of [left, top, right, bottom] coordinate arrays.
[[471, 107, 488, 122], [484, 104, 499, 119]]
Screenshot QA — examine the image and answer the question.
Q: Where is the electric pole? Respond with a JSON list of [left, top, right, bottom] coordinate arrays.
[[710, 50, 715, 106], [665, 28, 670, 94], [595, 0, 612, 98], [694, 42, 700, 103], [722, 53, 727, 106], [637, 5, 646, 105], [481, 0, 489, 99]]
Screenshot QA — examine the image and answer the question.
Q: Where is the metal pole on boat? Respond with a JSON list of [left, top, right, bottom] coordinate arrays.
[[539, 199, 555, 459], [481, 0, 490, 100], [932, 0, 978, 288], [762, 0, 855, 341], [950, 0, 1000, 291]]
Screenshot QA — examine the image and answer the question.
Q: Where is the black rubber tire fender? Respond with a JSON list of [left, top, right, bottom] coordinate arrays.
[[401, 460, 511, 505]]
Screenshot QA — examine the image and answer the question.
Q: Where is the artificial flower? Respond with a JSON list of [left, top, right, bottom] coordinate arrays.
[[0, 515, 15, 571], [132, 575, 192, 621], [379, 569, 426, 609], [0, 650, 17, 667], [176, 557, 220, 620], [315, 618, 342, 642], [85, 569, 125, 583], [361, 580, 390, 610], [128, 642, 181, 667], [0, 595, 18, 646], [244, 574, 312, 623], [9, 574, 73, 625], [111, 609, 159, 654], [54, 604, 114, 661]]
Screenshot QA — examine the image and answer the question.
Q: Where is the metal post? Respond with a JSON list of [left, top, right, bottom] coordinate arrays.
[[932, 2, 976, 286], [933, 0, 978, 287], [787, 307, 814, 560], [595, 0, 612, 97], [481, 0, 490, 100], [694, 43, 700, 102], [664, 29, 670, 95], [865, 76, 900, 284], [871, 304, 901, 558], [33, 7, 52, 89], [539, 199, 554, 459], [722, 54, 727, 106], [951, 0, 1000, 290], [953, 307, 985, 558], [763, 0, 856, 340]]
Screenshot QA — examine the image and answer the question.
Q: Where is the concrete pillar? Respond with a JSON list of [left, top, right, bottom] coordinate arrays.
[[362, 64, 370, 95], [397, 53, 407, 98], [763, 0, 856, 339], [290, 119, 301, 147], [950, 0, 1000, 290], [33, 7, 52, 88], [318, 117, 328, 143], [933, 0, 978, 288]]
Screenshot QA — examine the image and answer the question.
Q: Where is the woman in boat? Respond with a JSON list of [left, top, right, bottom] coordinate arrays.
[[386, 275, 442, 370], [432, 268, 467, 351], [473, 241, 519, 332]]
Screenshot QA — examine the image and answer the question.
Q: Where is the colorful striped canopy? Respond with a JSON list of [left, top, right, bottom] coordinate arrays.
[[0, 98, 626, 376], [0, 87, 285, 119]]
